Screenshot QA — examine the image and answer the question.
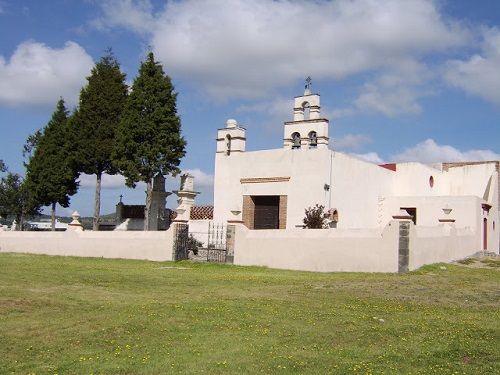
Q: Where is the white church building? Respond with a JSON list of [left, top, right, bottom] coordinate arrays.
[[212, 87, 498, 271], [1, 88, 498, 272]]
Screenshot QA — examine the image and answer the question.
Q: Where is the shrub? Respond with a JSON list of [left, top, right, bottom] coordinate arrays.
[[187, 234, 203, 255], [303, 204, 329, 229]]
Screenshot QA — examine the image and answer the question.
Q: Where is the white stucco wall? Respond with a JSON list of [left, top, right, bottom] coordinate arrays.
[[0, 230, 175, 261], [391, 162, 498, 209], [232, 218, 489, 273], [214, 147, 333, 227], [188, 220, 212, 247], [212, 102, 499, 254], [392, 162, 441, 196], [214, 148, 398, 229], [329, 152, 395, 228], [114, 218, 146, 231], [388, 163, 499, 251], [382, 196, 480, 228], [441, 163, 497, 198], [233, 223, 399, 272], [409, 225, 478, 270], [215, 147, 498, 239]]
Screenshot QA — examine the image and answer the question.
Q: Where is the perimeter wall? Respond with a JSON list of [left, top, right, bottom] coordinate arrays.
[[0, 220, 489, 271], [233, 222, 400, 272], [232, 220, 485, 272], [0, 230, 175, 261]]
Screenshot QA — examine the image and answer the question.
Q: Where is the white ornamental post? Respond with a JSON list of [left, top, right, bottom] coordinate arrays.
[[67, 211, 84, 231]]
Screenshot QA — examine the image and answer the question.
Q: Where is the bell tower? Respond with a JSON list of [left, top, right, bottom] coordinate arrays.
[[217, 119, 246, 155], [283, 77, 329, 149]]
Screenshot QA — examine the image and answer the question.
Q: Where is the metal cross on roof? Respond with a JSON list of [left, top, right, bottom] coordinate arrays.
[[305, 76, 312, 90]]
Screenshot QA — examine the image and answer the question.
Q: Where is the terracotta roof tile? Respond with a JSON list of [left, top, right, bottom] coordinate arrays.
[[190, 205, 214, 220]]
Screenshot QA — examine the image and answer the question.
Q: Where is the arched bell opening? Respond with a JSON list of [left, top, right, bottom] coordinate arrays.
[[302, 101, 310, 120], [225, 134, 231, 155], [308, 131, 317, 148], [291, 132, 301, 149]]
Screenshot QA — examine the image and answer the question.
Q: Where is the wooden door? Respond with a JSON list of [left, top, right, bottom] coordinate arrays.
[[253, 196, 280, 229]]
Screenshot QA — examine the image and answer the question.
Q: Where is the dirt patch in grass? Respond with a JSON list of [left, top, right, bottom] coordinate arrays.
[[457, 258, 477, 265], [480, 258, 500, 268], [454, 252, 500, 270]]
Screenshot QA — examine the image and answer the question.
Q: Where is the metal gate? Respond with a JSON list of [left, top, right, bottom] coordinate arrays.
[[206, 222, 227, 262], [174, 223, 189, 261], [189, 222, 227, 263]]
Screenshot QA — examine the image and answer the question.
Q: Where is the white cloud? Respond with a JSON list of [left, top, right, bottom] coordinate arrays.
[[95, 0, 469, 100], [236, 97, 292, 120], [165, 168, 214, 203], [90, 0, 155, 34], [78, 173, 147, 189], [354, 60, 434, 116], [392, 139, 500, 163], [234, 96, 297, 137], [355, 82, 422, 117], [183, 168, 214, 189], [40, 205, 74, 217], [79, 170, 214, 192], [0, 40, 93, 107], [334, 134, 373, 151], [445, 27, 500, 105], [350, 152, 384, 164]]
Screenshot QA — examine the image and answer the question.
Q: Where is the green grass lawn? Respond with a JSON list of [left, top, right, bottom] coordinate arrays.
[[0, 253, 499, 374]]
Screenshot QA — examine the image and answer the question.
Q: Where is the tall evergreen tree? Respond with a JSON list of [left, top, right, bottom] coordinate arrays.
[[71, 51, 128, 230], [25, 99, 78, 230], [0, 172, 39, 230], [22, 130, 42, 165], [114, 52, 186, 230]]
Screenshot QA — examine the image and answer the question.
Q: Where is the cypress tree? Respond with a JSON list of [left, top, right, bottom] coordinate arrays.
[[114, 52, 186, 230], [71, 51, 128, 230], [25, 99, 78, 230]]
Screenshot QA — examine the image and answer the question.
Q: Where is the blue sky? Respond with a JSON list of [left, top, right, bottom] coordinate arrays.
[[0, 0, 499, 217]]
